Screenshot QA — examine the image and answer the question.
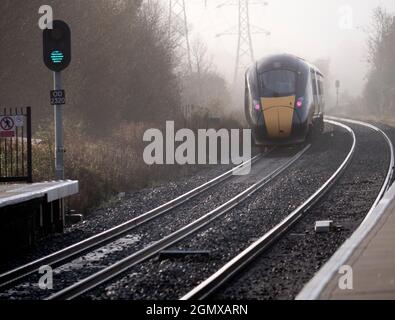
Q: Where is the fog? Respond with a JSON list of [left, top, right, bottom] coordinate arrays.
[[180, 0, 395, 97], [1, 0, 394, 124], [1, 0, 394, 213]]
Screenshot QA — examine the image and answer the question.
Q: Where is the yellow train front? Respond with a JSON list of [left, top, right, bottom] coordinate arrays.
[[245, 54, 325, 145]]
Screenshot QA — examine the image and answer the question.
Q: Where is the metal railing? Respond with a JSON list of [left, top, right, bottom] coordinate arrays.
[[0, 107, 32, 183]]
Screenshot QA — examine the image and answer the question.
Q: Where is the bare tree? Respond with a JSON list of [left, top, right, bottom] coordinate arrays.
[[367, 7, 394, 68], [364, 7, 395, 117], [0, 0, 182, 133], [191, 37, 213, 76]]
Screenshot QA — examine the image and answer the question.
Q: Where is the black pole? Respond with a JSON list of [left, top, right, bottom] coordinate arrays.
[[26, 107, 33, 183]]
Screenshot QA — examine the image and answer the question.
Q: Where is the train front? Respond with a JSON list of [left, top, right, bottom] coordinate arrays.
[[245, 55, 311, 145]]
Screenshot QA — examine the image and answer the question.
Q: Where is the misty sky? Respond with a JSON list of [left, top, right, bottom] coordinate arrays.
[[169, 0, 395, 97]]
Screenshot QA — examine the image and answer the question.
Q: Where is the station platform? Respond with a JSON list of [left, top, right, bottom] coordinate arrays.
[[0, 181, 78, 208], [0, 181, 78, 256], [297, 182, 395, 300]]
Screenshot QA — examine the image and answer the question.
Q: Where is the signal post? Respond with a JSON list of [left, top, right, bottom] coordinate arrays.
[[43, 20, 71, 180]]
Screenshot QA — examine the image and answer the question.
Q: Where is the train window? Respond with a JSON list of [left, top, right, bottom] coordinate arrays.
[[259, 70, 297, 97]]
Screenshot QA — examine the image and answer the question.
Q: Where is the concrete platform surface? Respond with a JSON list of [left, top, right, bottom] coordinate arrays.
[[0, 180, 79, 208], [297, 181, 395, 300]]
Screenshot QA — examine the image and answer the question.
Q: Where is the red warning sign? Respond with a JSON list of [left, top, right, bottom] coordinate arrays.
[[0, 116, 16, 138]]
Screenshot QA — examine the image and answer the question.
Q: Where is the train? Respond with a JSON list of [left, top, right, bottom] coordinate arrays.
[[245, 54, 325, 145]]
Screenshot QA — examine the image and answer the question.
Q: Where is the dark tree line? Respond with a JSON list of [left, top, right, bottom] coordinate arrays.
[[0, 0, 181, 135], [364, 7, 395, 116]]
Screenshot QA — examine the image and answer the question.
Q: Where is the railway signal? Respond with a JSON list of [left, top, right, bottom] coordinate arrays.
[[43, 20, 71, 180], [43, 20, 71, 72]]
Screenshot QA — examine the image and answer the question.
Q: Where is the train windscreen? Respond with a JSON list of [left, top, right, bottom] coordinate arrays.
[[259, 70, 297, 97]]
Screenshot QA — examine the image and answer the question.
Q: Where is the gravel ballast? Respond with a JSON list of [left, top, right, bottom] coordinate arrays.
[[2, 120, 391, 301], [0, 146, 299, 299], [0, 161, 244, 275], [213, 122, 391, 300], [81, 124, 353, 300]]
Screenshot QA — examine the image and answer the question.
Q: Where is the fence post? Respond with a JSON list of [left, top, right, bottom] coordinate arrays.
[[26, 107, 33, 183]]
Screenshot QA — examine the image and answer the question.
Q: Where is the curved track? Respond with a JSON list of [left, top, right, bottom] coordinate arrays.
[[181, 118, 394, 300], [326, 116, 394, 223], [181, 119, 358, 300], [47, 145, 310, 300], [294, 116, 395, 300], [3, 118, 389, 301]]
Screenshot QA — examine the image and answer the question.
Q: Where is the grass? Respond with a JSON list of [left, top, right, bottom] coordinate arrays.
[[31, 112, 245, 215], [33, 122, 171, 214]]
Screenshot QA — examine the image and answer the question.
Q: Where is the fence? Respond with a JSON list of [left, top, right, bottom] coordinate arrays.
[[0, 107, 32, 183]]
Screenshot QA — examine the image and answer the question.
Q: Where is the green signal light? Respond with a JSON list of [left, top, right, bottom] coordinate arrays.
[[50, 50, 64, 64]]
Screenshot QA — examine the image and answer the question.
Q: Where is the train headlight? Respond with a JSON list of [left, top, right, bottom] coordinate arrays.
[[296, 97, 304, 108], [253, 100, 261, 111]]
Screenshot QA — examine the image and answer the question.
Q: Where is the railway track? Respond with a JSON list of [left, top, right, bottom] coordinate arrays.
[[3, 118, 387, 301], [73, 119, 352, 300], [181, 117, 394, 300], [46, 144, 310, 300], [0, 153, 265, 290], [325, 117, 394, 223], [0, 143, 310, 299]]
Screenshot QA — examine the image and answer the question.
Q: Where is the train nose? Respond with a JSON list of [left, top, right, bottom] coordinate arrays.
[[261, 96, 296, 139]]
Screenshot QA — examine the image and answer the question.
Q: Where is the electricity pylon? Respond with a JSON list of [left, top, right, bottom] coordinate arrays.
[[169, 0, 192, 72], [217, 0, 270, 85]]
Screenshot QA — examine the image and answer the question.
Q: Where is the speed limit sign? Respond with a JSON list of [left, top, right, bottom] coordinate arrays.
[[50, 89, 66, 105]]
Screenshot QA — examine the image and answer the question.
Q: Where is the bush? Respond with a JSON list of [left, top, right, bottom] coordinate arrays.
[[33, 122, 174, 214]]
